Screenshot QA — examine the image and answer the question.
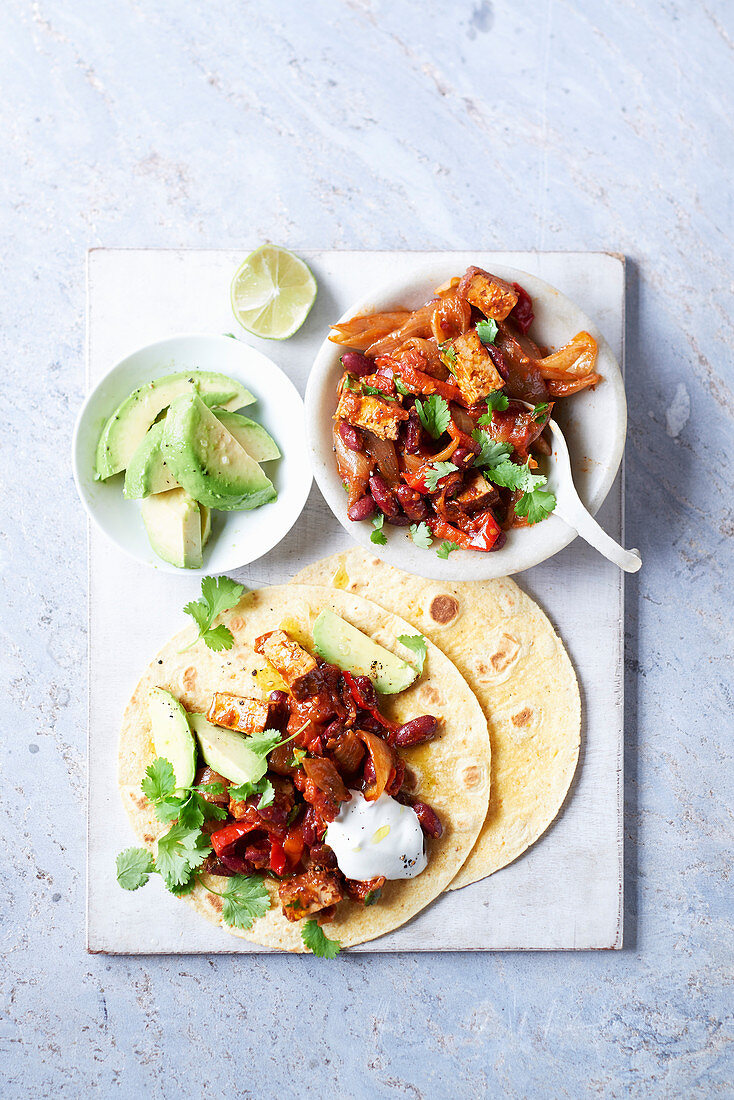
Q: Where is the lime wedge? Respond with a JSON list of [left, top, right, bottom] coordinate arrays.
[[230, 245, 317, 340]]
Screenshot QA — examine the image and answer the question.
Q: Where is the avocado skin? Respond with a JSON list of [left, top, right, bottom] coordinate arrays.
[[161, 394, 277, 511]]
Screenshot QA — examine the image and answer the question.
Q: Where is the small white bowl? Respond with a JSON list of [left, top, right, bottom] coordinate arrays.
[[73, 334, 312, 573], [305, 262, 626, 580]]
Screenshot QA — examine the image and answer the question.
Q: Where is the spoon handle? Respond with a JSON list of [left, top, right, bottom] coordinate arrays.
[[555, 498, 642, 573]]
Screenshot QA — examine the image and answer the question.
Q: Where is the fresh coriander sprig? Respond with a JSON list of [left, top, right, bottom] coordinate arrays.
[[476, 319, 498, 345], [398, 633, 428, 674], [409, 522, 433, 550], [370, 513, 387, 545], [181, 575, 245, 652], [436, 540, 461, 559], [301, 918, 341, 958], [472, 430, 557, 524], [424, 461, 458, 492], [477, 390, 510, 425], [415, 395, 450, 440]]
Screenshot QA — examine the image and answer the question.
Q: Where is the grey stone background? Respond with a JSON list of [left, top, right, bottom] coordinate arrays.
[[1, 1, 731, 1097]]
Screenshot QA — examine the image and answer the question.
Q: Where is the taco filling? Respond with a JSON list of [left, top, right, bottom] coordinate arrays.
[[119, 623, 443, 931]]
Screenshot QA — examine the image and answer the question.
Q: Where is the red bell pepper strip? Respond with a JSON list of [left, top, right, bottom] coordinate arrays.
[[269, 838, 288, 876], [429, 512, 501, 552], [342, 671, 395, 732], [394, 361, 465, 405], [210, 821, 252, 857]]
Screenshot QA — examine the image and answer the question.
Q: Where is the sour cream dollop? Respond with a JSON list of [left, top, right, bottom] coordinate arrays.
[[325, 791, 427, 881]]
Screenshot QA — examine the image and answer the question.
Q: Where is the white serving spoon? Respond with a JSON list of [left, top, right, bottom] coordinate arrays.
[[520, 402, 642, 573]]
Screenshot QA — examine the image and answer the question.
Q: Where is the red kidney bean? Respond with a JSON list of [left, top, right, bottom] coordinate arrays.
[[452, 446, 475, 469], [348, 493, 376, 521], [340, 351, 374, 376], [487, 345, 509, 380], [338, 420, 364, 452], [404, 410, 423, 454], [266, 690, 290, 731], [395, 485, 429, 522], [353, 675, 378, 707], [412, 801, 443, 839], [395, 715, 438, 747], [385, 513, 411, 527], [369, 474, 399, 517], [489, 529, 507, 552]]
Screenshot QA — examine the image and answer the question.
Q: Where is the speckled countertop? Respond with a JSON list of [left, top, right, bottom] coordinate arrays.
[[2, 1, 732, 1096]]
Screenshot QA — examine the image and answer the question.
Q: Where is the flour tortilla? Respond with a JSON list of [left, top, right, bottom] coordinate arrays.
[[118, 584, 490, 951], [291, 551, 580, 888]]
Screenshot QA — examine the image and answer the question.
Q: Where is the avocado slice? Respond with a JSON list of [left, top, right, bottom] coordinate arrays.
[[213, 410, 281, 462], [141, 487, 204, 568], [148, 688, 196, 792], [161, 394, 277, 511], [123, 422, 178, 498], [312, 609, 417, 695], [189, 713, 266, 786], [200, 501, 212, 548], [95, 370, 255, 481]]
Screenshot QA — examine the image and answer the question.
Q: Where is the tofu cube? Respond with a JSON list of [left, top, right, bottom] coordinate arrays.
[[335, 389, 408, 441], [458, 266, 518, 320], [254, 631, 318, 697], [207, 692, 271, 735], [449, 330, 506, 405]]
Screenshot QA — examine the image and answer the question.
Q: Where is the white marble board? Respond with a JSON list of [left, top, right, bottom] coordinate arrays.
[[86, 249, 625, 953]]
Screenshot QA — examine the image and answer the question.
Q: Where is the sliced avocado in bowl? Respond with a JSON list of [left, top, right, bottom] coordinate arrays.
[[148, 688, 197, 792], [95, 370, 255, 481], [141, 486, 210, 569], [213, 410, 281, 462], [161, 394, 277, 511], [123, 421, 178, 498], [189, 713, 265, 785], [312, 609, 417, 694]]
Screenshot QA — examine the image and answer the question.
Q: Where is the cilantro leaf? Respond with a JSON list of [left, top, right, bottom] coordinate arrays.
[[156, 825, 211, 890], [116, 847, 155, 891], [176, 793, 206, 830], [394, 377, 410, 396], [398, 633, 428, 674], [245, 727, 289, 758], [515, 487, 557, 525], [228, 777, 275, 807], [182, 575, 245, 652], [476, 319, 498, 344], [202, 623, 235, 652], [301, 919, 341, 958], [291, 747, 307, 767], [471, 431, 513, 470], [415, 395, 450, 440], [193, 781, 228, 799], [361, 383, 397, 402], [370, 513, 387, 546], [532, 402, 550, 421], [484, 461, 529, 491], [409, 522, 433, 550], [219, 875, 271, 930], [438, 342, 458, 370], [477, 390, 509, 424], [141, 758, 176, 803], [424, 461, 458, 492], [154, 796, 188, 824], [436, 540, 461, 559]]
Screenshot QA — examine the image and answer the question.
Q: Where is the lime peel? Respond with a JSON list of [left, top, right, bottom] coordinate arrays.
[[230, 245, 317, 340]]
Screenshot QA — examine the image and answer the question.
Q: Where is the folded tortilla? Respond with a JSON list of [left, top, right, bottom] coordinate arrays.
[[291, 551, 580, 888], [118, 584, 490, 950]]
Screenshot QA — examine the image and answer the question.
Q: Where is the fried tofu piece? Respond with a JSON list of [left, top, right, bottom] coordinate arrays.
[[458, 266, 518, 321], [255, 631, 318, 698], [335, 389, 408, 441], [453, 471, 499, 513], [207, 692, 272, 736], [449, 329, 506, 405], [278, 868, 345, 922]]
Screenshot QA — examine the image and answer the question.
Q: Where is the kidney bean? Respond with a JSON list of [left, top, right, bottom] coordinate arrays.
[[489, 530, 507, 552], [404, 410, 423, 453], [385, 513, 411, 527], [487, 345, 509, 381], [369, 474, 399, 517], [452, 446, 475, 469], [338, 420, 364, 452], [267, 690, 290, 731], [348, 493, 376, 522], [412, 801, 443, 839], [395, 715, 438, 747], [395, 485, 429, 522], [309, 843, 338, 869], [353, 675, 378, 707], [340, 351, 374, 377]]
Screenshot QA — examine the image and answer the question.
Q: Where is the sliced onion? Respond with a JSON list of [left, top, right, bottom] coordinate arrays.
[[334, 421, 370, 507], [303, 757, 349, 804], [357, 729, 397, 802], [538, 331, 598, 379], [364, 432, 400, 487]]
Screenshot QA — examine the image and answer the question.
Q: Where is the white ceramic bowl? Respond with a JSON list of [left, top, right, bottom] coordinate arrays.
[[73, 334, 312, 573], [305, 262, 626, 580]]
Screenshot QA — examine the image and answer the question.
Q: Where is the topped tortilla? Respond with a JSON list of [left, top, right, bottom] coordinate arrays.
[[118, 584, 490, 951], [291, 550, 580, 888]]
